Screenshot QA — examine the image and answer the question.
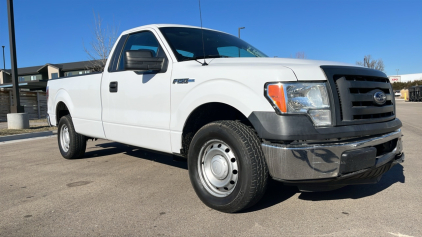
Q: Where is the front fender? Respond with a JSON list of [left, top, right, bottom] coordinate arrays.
[[170, 78, 274, 132]]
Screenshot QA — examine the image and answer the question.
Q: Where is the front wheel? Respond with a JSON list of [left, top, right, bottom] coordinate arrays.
[[188, 121, 268, 213], [57, 115, 86, 159]]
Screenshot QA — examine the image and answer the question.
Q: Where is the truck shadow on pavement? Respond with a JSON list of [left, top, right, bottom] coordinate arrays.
[[84, 142, 188, 170], [83, 142, 405, 212], [298, 164, 405, 201], [244, 164, 405, 212], [241, 180, 298, 213]]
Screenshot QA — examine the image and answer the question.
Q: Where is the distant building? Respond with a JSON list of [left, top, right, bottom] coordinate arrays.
[[388, 73, 422, 84], [0, 60, 95, 90]]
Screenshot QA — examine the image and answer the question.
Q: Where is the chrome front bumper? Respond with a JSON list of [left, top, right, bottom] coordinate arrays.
[[262, 129, 403, 181]]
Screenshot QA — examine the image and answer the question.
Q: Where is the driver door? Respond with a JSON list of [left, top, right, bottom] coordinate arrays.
[[101, 30, 172, 153]]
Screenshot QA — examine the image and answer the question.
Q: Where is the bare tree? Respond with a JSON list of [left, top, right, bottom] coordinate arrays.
[[84, 12, 118, 72], [295, 52, 306, 59], [356, 55, 384, 72]]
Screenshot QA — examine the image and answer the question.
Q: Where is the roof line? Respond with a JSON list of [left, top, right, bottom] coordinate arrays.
[[37, 63, 61, 72], [0, 69, 11, 75]]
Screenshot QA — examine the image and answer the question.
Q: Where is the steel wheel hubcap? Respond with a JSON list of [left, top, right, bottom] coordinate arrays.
[[211, 155, 228, 179], [198, 140, 239, 197], [60, 125, 70, 152]]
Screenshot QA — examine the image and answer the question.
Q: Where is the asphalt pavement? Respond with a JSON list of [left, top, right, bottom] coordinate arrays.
[[0, 100, 421, 236]]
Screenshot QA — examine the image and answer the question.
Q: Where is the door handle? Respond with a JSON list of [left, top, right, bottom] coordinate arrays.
[[109, 81, 118, 92]]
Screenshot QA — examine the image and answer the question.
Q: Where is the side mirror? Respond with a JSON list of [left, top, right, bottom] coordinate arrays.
[[124, 50, 164, 71]]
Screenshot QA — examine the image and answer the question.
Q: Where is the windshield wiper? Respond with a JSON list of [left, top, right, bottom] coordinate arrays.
[[183, 55, 230, 62], [182, 55, 231, 66]]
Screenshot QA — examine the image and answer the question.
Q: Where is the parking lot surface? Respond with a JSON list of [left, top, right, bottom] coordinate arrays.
[[1, 100, 421, 237]]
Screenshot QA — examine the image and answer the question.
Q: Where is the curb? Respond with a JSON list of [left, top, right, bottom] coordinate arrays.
[[0, 130, 57, 142]]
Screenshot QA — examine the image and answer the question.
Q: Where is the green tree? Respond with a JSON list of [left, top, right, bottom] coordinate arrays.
[[392, 80, 421, 90]]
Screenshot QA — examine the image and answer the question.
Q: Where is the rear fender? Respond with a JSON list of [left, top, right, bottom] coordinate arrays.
[[53, 89, 74, 124]]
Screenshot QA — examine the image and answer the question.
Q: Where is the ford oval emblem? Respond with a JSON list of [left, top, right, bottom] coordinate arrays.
[[373, 91, 387, 105]]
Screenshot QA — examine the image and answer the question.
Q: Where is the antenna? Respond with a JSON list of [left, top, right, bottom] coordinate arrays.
[[198, 0, 208, 66]]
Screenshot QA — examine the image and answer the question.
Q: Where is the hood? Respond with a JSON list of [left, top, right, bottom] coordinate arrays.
[[206, 57, 360, 81]]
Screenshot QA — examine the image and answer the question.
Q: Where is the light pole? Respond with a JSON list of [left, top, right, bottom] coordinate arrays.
[[7, 0, 28, 130], [238, 27, 245, 38], [396, 69, 399, 75], [2, 46, 5, 70], [7, 0, 24, 113]]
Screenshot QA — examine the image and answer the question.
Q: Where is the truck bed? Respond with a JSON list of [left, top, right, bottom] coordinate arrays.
[[47, 72, 105, 139]]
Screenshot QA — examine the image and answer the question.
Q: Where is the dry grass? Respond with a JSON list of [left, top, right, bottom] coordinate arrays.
[[30, 118, 48, 123], [0, 125, 56, 136]]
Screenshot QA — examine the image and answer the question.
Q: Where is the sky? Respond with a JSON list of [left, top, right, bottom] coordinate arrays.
[[0, 0, 421, 76]]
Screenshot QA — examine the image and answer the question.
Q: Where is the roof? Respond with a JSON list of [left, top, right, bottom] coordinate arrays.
[[0, 65, 44, 75], [388, 73, 422, 82], [55, 60, 98, 71], [0, 69, 10, 75], [1, 60, 98, 76], [121, 24, 226, 35]]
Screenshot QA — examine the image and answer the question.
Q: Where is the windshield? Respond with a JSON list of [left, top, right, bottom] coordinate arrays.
[[159, 27, 268, 62]]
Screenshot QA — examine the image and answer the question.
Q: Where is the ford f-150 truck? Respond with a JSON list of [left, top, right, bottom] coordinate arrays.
[[47, 24, 404, 213]]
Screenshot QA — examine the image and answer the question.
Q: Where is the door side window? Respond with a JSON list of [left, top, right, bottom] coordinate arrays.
[[117, 31, 166, 71]]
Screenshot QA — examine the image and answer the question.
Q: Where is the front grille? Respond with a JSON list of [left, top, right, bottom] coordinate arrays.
[[352, 101, 393, 107], [353, 112, 394, 120], [349, 88, 390, 94], [333, 74, 395, 125], [343, 75, 389, 83], [320, 66, 396, 126]]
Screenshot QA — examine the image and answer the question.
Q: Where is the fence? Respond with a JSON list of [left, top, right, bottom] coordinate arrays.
[[0, 90, 47, 121]]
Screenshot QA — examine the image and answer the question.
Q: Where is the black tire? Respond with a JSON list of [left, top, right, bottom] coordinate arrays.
[[57, 115, 86, 159], [188, 120, 268, 213]]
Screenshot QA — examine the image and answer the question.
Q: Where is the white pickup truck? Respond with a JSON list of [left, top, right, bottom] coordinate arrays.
[[47, 24, 404, 213]]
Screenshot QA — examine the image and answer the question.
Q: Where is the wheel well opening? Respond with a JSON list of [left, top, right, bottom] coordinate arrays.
[[181, 103, 255, 157], [56, 102, 70, 124]]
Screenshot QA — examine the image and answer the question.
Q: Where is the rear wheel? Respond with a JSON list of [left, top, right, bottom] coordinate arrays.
[[188, 121, 268, 213], [58, 115, 86, 159]]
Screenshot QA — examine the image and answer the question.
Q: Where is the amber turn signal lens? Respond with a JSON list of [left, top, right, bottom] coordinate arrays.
[[267, 84, 287, 113]]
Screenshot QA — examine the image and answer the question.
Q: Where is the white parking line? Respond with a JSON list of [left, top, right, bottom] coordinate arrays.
[[388, 232, 414, 237], [0, 135, 56, 145]]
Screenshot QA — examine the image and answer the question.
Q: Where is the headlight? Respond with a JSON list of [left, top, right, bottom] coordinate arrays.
[[265, 82, 332, 126]]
